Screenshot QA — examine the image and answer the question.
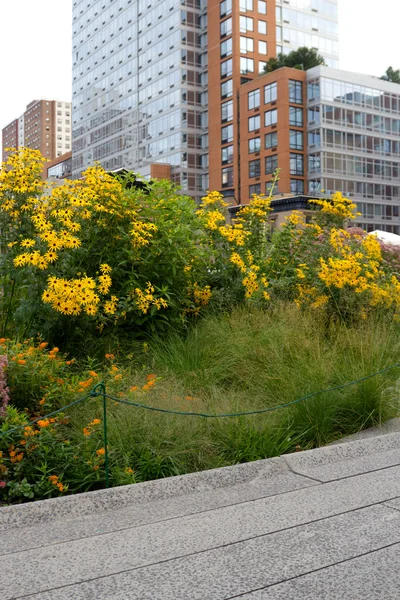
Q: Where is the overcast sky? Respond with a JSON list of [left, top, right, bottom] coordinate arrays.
[[1, 0, 399, 152]]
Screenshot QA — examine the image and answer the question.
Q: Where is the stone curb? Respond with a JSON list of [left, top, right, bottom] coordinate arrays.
[[2, 430, 400, 530]]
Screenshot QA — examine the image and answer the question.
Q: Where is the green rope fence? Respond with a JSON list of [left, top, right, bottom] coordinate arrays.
[[2, 361, 400, 487]]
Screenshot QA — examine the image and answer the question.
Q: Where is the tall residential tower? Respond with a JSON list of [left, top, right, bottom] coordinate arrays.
[[72, 0, 338, 201]]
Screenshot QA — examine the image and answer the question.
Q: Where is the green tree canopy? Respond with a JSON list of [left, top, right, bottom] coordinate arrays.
[[381, 67, 400, 84], [263, 47, 326, 74]]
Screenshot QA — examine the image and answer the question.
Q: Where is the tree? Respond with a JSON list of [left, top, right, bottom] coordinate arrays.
[[381, 67, 400, 84], [263, 47, 325, 74]]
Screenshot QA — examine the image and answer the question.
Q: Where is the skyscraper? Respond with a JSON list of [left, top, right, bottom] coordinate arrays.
[[2, 100, 72, 163], [72, 0, 338, 202]]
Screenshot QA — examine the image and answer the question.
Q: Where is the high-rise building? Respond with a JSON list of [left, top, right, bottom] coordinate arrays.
[[71, 0, 338, 202], [72, 0, 208, 201], [1, 100, 72, 163], [306, 66, 400, 234]]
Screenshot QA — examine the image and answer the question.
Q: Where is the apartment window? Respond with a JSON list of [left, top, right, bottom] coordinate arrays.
[[240, 57, 254, 74], [240, 36, 254, 53], [289, 107, 303, 126], [265, 155, 278, 174], [221, 100, 233, 122], [222, 145, 234, 164], [290, 130, 303, 150], [248, 89, 260, 110], [240, 16, 253, 31], [57, 110, 62, 116], [264, 82, 277, 104], [220, 0, 232, 17], [239, 0, 253, 11], [258, 20, 267, 34], [290, 179, 304, 194], [248, 137, 261, 153], [249, 183, 261, 196], [265, 131, 278, 149], [258, 1, 267, 14], [249, 159, 261, 178], [259, 61, 267, 74], [265, 109, 278, 126], [222, 124, 234, 143], [258, 40, 267, 55], [221, 38, 232, 57], [222, 166, 234, 187], [290, 153, 304, 176], [221, 18, 232, 37], [221, 59, 233, 78], [289, 80, 303, 104], [248, 115, 260, 131], [266, 180, 279, 195], [221, 79, 233, 98]]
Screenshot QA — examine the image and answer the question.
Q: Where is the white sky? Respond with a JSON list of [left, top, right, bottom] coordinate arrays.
[[1, 0, 399, 154]]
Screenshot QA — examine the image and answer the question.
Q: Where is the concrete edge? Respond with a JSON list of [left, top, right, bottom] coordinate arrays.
[[285, 431, 400, 471], [2, 429, 399, 530], [0, 456, 288, 530]]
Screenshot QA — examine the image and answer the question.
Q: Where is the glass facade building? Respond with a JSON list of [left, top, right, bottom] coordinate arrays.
[[275, 0, 339, 68], [307, 66, 400, 234], [72, 0, 208, 201]]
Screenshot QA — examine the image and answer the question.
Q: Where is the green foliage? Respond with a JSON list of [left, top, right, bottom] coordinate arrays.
[[263, 47, 325, 73], [381, 66, 400, 84]]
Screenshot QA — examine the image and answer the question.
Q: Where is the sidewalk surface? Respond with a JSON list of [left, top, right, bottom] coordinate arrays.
[[3, 420, 400, 599]]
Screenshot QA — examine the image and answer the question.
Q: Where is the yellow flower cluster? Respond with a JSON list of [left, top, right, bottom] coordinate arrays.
[[295, 285, 329, 309], [131, 282, 168, 314], [310, 192, 358, 221], [0, 148, 45, 206], [237, 194, 272, 221], [192, 283, 212, 306], [131, 215, 158, 249], [42, 276, 100, 316], [219, 224, 249, 246]]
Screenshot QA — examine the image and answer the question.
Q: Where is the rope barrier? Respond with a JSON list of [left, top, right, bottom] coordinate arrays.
[[2, 362, 400, 488]]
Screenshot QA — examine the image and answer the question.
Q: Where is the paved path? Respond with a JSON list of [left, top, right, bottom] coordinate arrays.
[[3, 424, 400, 599]]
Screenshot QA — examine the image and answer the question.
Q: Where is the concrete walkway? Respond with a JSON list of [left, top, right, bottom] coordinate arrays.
[[3, 425, 400, 599]]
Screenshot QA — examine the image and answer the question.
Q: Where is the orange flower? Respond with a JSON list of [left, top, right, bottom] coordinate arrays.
[[93, 465, 100, 471], [185, 396, 193, 401], [105, 353, 115, 360], [39, 398, 46, 406], [50, 347, 59, 354], [49, 475, 59, 484], [90, 419, 101, 426], [96, 447, 106, 456], [89, 371, 98, 378], [39, 342, 48, 349], [0, 338, 6, 344], [114, 374, 122, 380], [57, 482, 65, 492], [37, 419, 50, 428], [146, 374, 157, 382], [17, 359, 26, 365], [130, 386, 139, 392], [83, 427, 91, 436]]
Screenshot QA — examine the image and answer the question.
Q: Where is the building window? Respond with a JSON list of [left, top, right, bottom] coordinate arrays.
[[221, 100, 233, 122], [240, 57, 254, 74], [240, 15, 253, 31], [222, 145, 234, 164], [249, 159, 261, 178], [221, 59, 233, 78], [290, 153, 304, 175], [248, 89, 260, 110], [264, 82, 277, 103], [266, 180, 279, 195], [222, 166, 234, 187], [289, 80, 303, 104], [258, 0, 267, 14], [248, 115, 260, 131], [248, 137, 261, 153], [258, 20, 267, 34], [265, 155, 278, 174], [290, 179, 304, 193], [220, 0, 232, 17], [221, 79, 233, 98], [289, 107, 303, 127], [239, 0, 253, 12], [222, 124, 234, 143], [265, 108, 278, 126], [290, 130, 304, 150], [259, 61, 267, 74], [240, 36, 254, 53], [221, 38, 232, 57], [249, 183, 261, 196], [265, 131, 278, 149], [221, 18, 232, 37], [258, 40, 267, 55]]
